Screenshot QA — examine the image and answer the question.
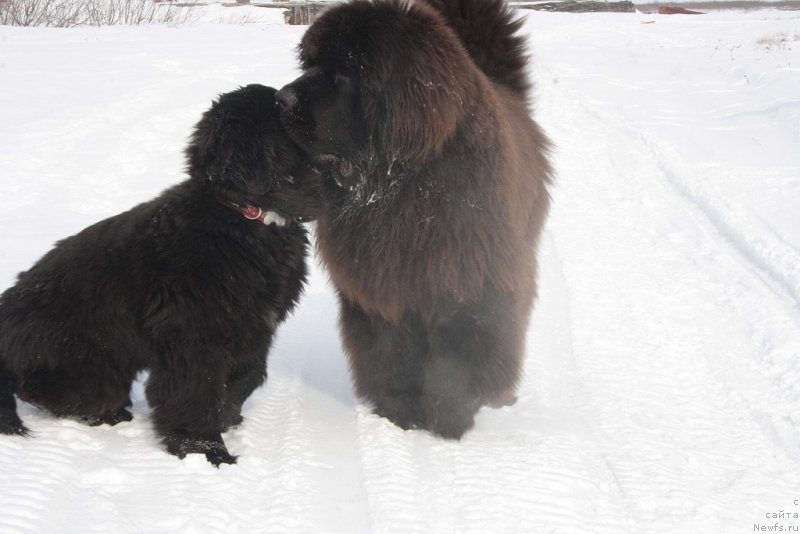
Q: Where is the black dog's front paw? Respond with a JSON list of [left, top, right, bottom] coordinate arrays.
[[164, 431, 237, 467], [203, 447, 238, 467], [220, 412, 244, 433]]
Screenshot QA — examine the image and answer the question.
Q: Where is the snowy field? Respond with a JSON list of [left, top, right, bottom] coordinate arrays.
[[1, 4, 799, 533]]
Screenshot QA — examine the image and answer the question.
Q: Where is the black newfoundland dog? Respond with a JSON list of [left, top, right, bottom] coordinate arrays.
[[0, 84, 320, 465], [277, 0, 553, 439]]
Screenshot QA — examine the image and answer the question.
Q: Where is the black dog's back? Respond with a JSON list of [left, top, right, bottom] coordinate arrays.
[[0, 207, 152, 433], [0, 84, 320, 464]]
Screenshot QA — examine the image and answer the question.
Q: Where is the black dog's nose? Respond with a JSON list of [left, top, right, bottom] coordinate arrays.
[[275, 87, 298, 110]]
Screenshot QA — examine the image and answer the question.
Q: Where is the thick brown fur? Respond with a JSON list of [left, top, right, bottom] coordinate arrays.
[[278, 0, 552, 438]]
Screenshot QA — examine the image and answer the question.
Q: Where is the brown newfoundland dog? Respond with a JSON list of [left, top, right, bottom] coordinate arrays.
[[277, 0, 553, 439]]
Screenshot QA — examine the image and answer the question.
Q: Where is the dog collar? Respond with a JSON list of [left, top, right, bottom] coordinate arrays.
[[218, 199, 288, 227]]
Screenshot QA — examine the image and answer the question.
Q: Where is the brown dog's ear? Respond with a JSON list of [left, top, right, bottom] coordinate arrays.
[[385, 72, 462, 162], [374, 11, 474, 163]]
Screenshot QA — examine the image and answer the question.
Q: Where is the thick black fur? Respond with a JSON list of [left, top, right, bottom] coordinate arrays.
[[0, 84, 320, 465]]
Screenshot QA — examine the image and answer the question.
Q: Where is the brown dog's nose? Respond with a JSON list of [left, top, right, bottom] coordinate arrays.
[[275, 87, 298, 111]]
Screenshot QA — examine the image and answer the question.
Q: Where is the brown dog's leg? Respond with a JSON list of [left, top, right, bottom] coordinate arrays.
[[338, 295, 429, 431], [423, 292, 526, 439]]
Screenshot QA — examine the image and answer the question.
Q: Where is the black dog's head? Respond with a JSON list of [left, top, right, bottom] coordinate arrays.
[[187, 84, 322, 222]]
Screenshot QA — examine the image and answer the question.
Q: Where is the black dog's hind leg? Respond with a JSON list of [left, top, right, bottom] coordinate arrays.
[[78, 399, 133, 427], [339, 296, 428, 431], [0, 364, 28, 436], [15, 354, 136, 431]]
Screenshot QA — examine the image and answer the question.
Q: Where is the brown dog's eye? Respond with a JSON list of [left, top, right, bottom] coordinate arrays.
[[339, 159, 353, 177]]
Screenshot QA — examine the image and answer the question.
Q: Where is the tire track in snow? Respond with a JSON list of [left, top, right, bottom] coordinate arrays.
[[528, 234, 635, 532], [0, 437, 71, 534], [353, 407, 431, 534], [641, 135, 800, 309], [1, 403, 176, 534], [533, 57, 800, 531], [440, 231, 632, 534], [272, 269, 374, 534], [113, 365, 316, 533], [235, 369, 316, 533], [0, 368, 318, 534], [545, 76, 800, 458]]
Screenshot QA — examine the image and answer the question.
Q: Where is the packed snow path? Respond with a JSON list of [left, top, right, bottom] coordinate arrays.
[[0, 8, 798, 534]]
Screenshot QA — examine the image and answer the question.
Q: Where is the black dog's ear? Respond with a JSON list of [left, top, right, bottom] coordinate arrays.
[[186, 100, 272, 195], [186, 102, 227, 182], [196, 104, 230, 164], [189, 104, 236, 183]]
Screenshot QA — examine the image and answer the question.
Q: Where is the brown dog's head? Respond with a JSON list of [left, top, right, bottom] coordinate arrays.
[[276, 0, 479, 192], [187, 84, 322, 222]]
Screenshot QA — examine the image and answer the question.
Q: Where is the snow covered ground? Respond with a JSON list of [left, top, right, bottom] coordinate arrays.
[[1, 4, 799, 533]]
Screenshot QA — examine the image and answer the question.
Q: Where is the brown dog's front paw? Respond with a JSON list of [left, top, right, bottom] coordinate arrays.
[[486, 393, 518, 409], [423, 396, 479, 440], [372, 394, 425, 431]]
